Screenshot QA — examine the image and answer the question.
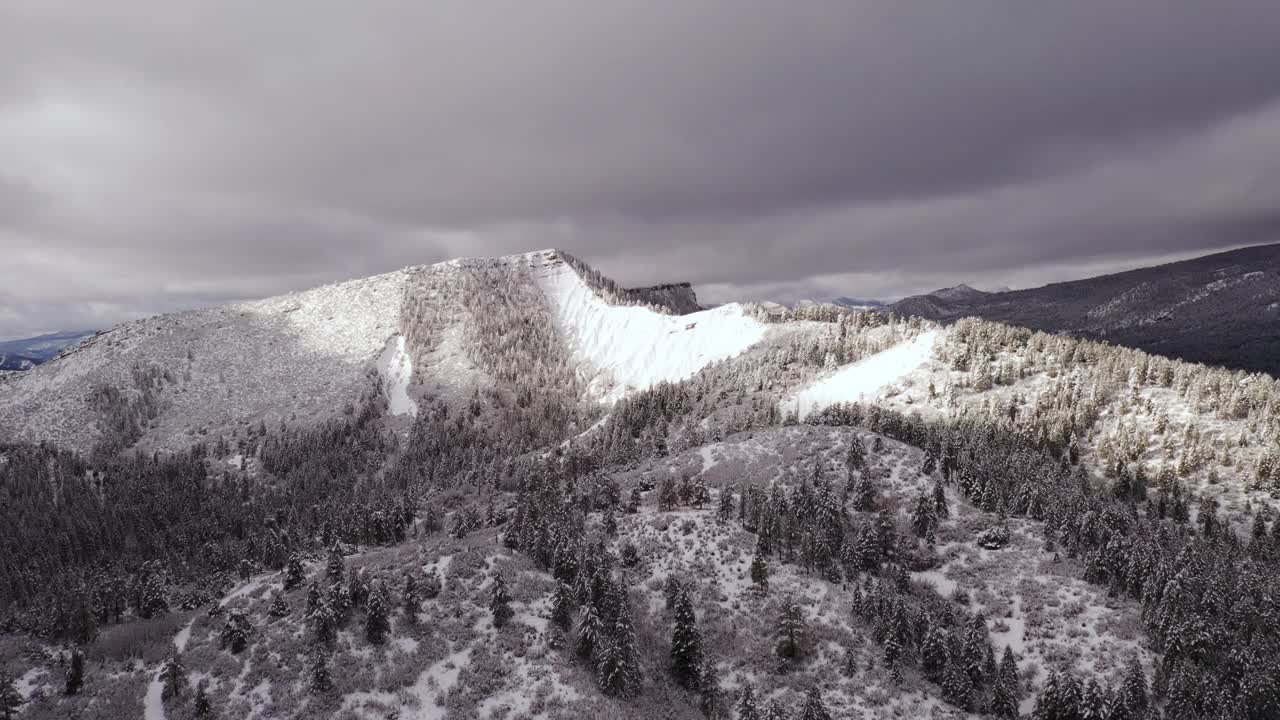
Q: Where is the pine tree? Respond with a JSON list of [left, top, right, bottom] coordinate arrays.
[[365, 580, 390, 644], [933, 478, 949, 518], [595, 586, 642, 698], [268, 593, 289, 618], [921, 621, 949, 680], [139, 571, 169, 619], [305, 582, 322, 618], [1120, 653, 1148, 716], [64, 648, 85, 695], [0, 668, 23, 719], [717, 489, 734, 523], [192, 680, 212, 719], [664, 575, 684, 611], [221, 609, 252, 653], [699, 657, 722, 718], [575, 600, 604, 660], [490, 571, 514, 629], [551, 581, 576, 631], [283, 552, 306, 590], [851, 473, 876, 511], [1081, 678, 1107, 720], [736, 684, 762, 720], [309, 650, 332, 693], [798, 686, 832, 720], [884, 634, 903, 683], [670, 588, 704, 690], [991, 646, 1020, 718], [310, 593, 337, 645], [762, 700, 789, 720], [942, 651, 974, 711], [659, 476, 679, 511], [160, 651, 187, 700], [750, 552, 770, 593], [911, 492, 936, 539], [403, 573, 420, 625], [843, 647, 858, 677], [325, 543, 345, 584], [693, 478, 712, 509], [774, 596, 807, 669], [847, 436, 867, 472]]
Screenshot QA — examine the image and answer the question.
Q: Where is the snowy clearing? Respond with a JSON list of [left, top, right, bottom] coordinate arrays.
[[533, 254, 768, 400], [786, 330, 938, 418], [378, 334, 418, 416]]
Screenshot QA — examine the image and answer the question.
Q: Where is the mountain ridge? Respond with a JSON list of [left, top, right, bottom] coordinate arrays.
[[891, 242, 1280, 375]]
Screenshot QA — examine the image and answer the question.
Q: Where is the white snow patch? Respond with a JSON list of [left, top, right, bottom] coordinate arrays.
[[406, 648, 471, 719], [16, 667, 46, 700], [533, 257, 767, 400], [378, 335, 418, 416], [786, 330, 938, 418]]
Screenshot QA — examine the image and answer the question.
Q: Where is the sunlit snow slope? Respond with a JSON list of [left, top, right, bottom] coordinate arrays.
[[533, 254, 767, 400], [786, 329, 939, 419]]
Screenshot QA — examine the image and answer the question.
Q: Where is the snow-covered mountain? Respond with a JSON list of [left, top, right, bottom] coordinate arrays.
[[4, 247, 1280, 720], [0, 250, 762, 452]]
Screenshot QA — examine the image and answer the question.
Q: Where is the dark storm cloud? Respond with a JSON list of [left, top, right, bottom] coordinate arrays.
[[2, 1, 1280, 336]]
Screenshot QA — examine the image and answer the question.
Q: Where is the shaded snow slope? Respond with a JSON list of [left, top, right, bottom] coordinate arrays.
[[0, 270, 409, 452], [785, 329, 939, 419], [533, 253, 767, 400]]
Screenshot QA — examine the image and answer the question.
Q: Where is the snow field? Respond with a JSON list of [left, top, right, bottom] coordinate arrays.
[[786, 330, 939, 419], [533, 254, 768, 401]]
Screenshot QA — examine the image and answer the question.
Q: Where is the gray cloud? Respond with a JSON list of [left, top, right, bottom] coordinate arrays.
[[2, 2, 1280, 337]]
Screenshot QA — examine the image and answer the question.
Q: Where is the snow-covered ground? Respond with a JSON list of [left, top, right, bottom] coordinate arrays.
[[533, 255, 768, 401], [378, 335, 418, 416], [785, 330, 939, 419]]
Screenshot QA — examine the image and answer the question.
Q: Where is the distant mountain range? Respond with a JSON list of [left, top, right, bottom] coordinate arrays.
[[0, 330, 97, 371], [890, 243, 1280, 376]]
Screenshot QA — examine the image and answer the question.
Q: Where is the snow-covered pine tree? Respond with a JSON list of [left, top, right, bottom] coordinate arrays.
[[750, 552, 770, 593], [735, 684, 761, 720], [64, 648, 85, 695], [911, 491, 936, 538], [699, 657, 722, 717], [798, 686, 833, 720], [575, 600, 604, 660], [550, 581, 576, 631], [160, 651, 186, 700], [991, 646, 1020, 718], [1120, 653, 1148, 716], [670, 587, 704, 690], [309, 650, 332, 693], [268, 593, 289, 618], [283, 552, 305, 590], [193, 681, 212, 718], [774, 595, 807, 670], [851, 472, 876, 511], [717, 488, 734, 523], [595, 585, 642, 699], [933, 478, 949, 518], [403, 573, 419, 624], [325, 543, 345, 584], [221, 608, 252, 654], [365, 580, 390, 644], [659, 476, 679, 511], [762, 699, 789, 720], [490, 571, 514, 629]]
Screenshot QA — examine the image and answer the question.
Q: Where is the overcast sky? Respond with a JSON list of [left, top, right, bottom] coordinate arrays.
[[3, 2, 1280, 338]]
